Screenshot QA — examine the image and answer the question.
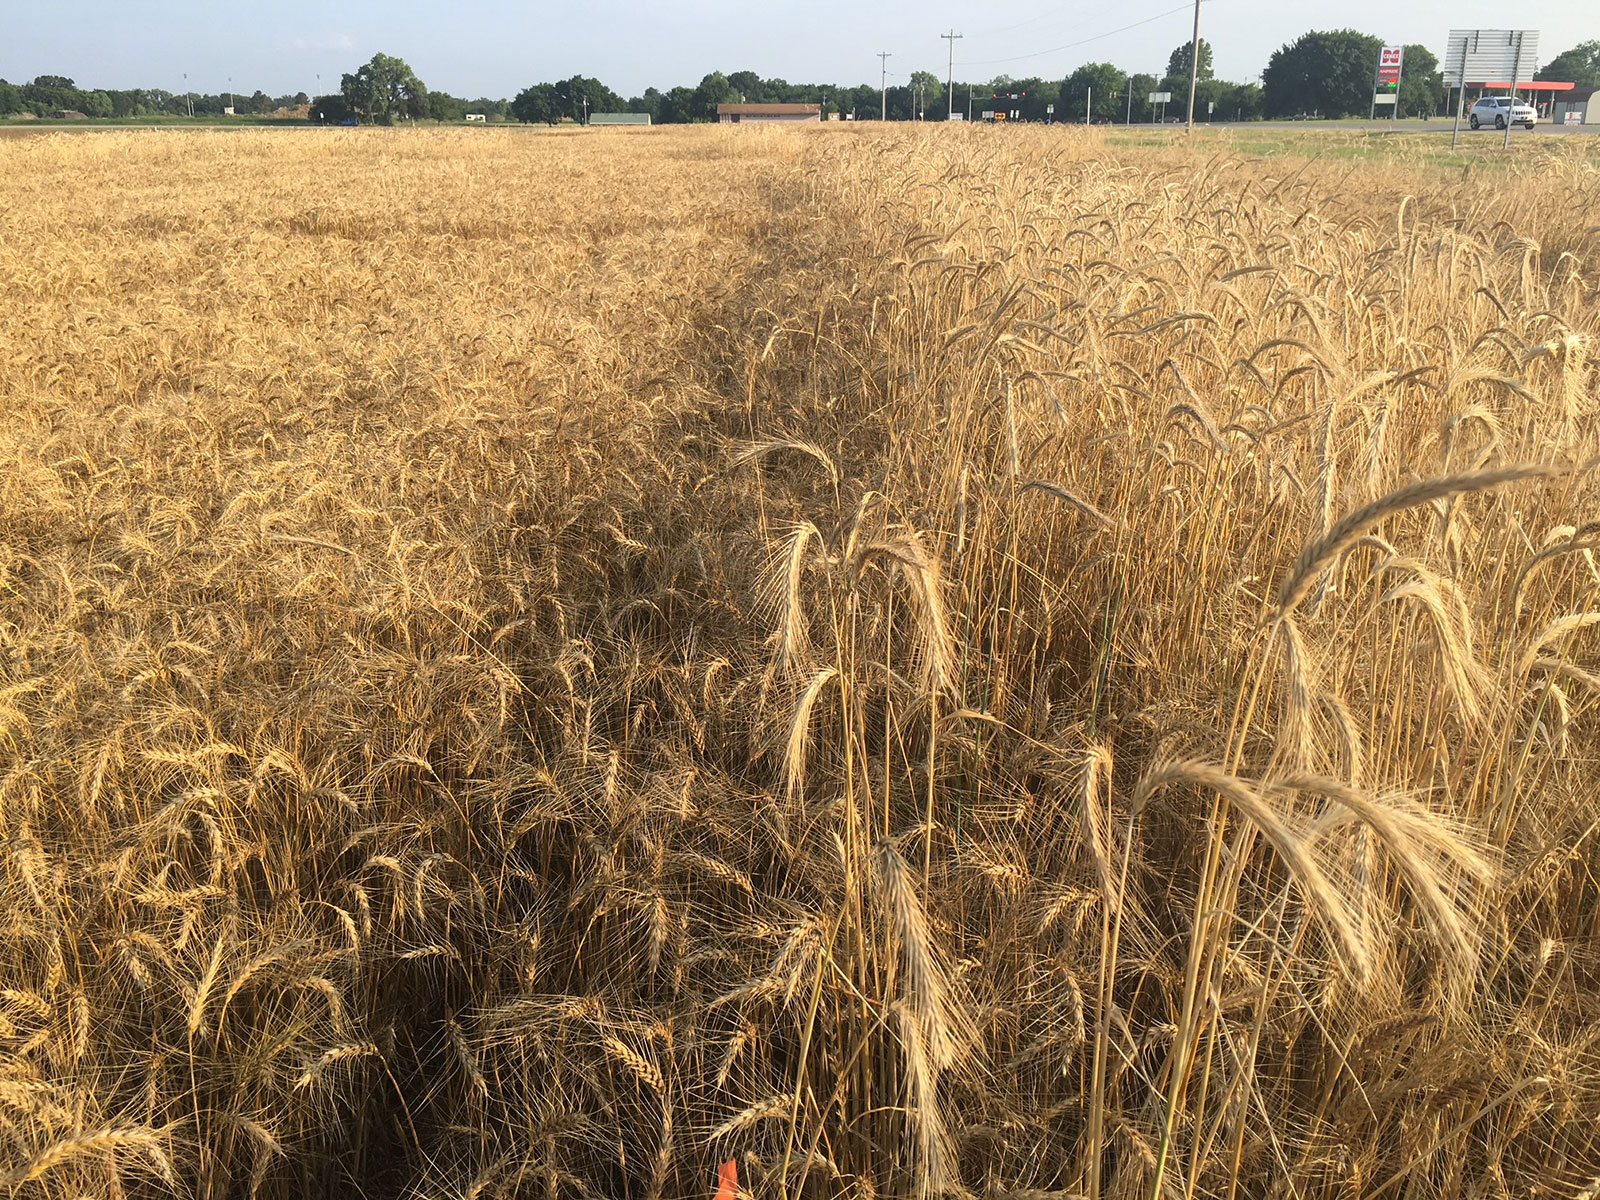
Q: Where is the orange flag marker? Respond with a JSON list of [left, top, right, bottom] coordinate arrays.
[[714, 1159, 739, 1200]]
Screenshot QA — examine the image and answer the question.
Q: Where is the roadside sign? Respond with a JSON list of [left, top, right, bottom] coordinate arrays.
[[1148, 91, 1172, 103], [1046, 103, 1054, 114], [1443, 29, 1539, 88], [1376, 45, 1403, 92], [1444, 30, 1540, 149], [1207, 101, 1215, 114], [1371, 44, 1406, 118]]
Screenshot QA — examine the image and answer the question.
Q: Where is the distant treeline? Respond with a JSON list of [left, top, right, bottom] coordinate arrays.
[[5, 36, 1596, 125], [0, 76, 310, 117]]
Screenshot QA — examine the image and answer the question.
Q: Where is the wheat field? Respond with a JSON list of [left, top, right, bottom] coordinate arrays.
[[0, 124, 1598, 1200]]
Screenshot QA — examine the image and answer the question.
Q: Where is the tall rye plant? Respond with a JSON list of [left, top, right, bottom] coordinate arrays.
[[0, 125, 1596, 1200]]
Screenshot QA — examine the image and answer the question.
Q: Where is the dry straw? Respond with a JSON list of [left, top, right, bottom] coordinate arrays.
[[0, 124, 1596, 1200]]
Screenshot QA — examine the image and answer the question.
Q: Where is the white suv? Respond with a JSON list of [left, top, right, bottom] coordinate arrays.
[[1468, 96, 1536, 129]]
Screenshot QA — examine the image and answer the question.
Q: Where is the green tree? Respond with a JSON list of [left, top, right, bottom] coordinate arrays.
[[658, 86, 696, 123], [1397, 45, 1441, 117], [107, 89, 141, 117], [340, 52, 427, 124], [556, 76, 622, 121], [510, 84, 560, 124], [1060, 63, 1125, 121], [907, 70, 941, 118], [1223, 81, 1264, 120], [1167, 38, 1214, 81], [428, 91, 468, 122], [0, 80, 23, 115], [629, 88, 662, 121], [309, 94, 353, 123], [691, 71, 739, 121], [1192, 77, 1230, 119], [841, 83, 876, 118], [1537, 41, 1600, 92], [726, 71, 765, 102], [1262, 29, 1383, 117], [24, 76, 83, 113], [80, 90, 113, 118], [1124, 72, 1158, 121], [1012, 77, 1050, 121]]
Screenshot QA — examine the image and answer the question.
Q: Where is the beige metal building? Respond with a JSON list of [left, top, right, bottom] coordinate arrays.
[[717, 103, 821, 124], [1551, 89, 1599, 126]]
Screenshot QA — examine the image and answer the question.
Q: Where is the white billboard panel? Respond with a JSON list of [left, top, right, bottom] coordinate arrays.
[[1443, 29, 1539, 87]]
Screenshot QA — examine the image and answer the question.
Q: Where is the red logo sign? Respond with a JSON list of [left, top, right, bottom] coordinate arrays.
[[1377, 46, 1403, 86]]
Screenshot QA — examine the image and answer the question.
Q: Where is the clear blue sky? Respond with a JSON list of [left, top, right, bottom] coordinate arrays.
[[3, 1, 1592, 97]]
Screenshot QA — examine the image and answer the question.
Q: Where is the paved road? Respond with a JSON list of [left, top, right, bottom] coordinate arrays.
[[1186, 118, 1598, 135]]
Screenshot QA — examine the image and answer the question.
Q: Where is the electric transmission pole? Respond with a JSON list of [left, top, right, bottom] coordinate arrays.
[[1184, 0, 1202, 133], [941, 30, 962, 120], [878, 51, 892, 121]]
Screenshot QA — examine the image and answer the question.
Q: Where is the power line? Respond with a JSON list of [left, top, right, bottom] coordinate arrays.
[[960, 3, 1196, 68], [964, 4, 1090, 42]]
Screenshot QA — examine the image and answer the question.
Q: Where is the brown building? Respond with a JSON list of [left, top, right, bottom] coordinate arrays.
[[717, 103, 821, 124]]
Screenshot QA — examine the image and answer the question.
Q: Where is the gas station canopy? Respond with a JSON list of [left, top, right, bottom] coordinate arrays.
[[1476, 81, 1575, 90]]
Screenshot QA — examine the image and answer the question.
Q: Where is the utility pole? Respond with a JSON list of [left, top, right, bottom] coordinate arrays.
[[942, 30, 962, 120], [1126, 74, 1134, 124], [878, 52, 891, 121], [1184, 0, 1202, 133]]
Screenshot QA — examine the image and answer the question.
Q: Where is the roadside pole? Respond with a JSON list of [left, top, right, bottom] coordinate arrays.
[[1449, 33, 1468, 151], [1502, 29, 1522, 149], [1184, 0, 1201, 133], [1086, 87, 1091, 125]]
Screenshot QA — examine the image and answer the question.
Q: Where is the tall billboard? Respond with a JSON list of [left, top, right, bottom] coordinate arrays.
[[1445, 29, 1541, 149], [1442, 29, 1539, 88]]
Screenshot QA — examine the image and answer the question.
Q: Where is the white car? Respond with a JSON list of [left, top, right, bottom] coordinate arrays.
[[1468, 96, 1536, 129]]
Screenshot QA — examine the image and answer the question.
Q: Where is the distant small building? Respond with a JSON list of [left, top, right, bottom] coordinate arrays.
[[589, 113, 651, 125], [52, 110, 88, 120], [465, 113, 487, 123], [1552, 89, 1600, 126], [717, 103, 821, 124]]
